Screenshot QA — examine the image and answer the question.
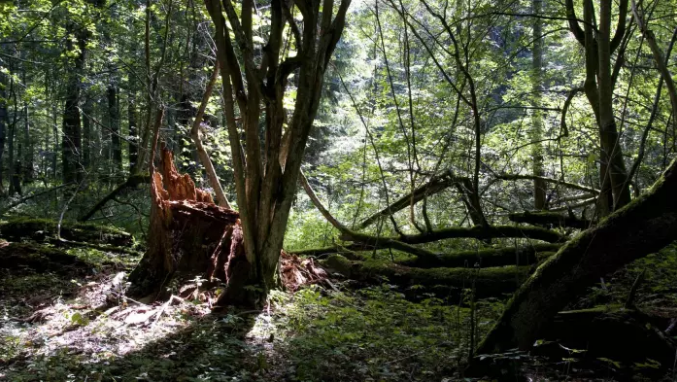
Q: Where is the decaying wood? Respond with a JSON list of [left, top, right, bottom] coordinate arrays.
[[127, 148, 331, 304], [127, 148, 240, 300], [299, 170, 564, 267], [0, 217, 133, 246], [292, 243, 560, 268], [322, 254, 531, 299], [397, 243, 561, 268], [0, 241, 91, 275]]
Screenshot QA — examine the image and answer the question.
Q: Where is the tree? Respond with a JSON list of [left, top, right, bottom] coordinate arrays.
[[199, 0, 351, 306], [531, 0, 546, 210], [566, 0, 631, 215]]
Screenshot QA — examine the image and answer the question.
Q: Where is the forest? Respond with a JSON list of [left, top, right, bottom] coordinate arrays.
[[1, 0, 677, 380]]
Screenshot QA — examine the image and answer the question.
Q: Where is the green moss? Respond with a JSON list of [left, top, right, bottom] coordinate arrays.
[[0, 216, 132, 245], [322, 254, 353, 277]]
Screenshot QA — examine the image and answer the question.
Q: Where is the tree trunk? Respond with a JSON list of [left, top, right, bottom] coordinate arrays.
[[597, 0, 631, 211], [204, 0, 352, 307], [128, 91, 138, 173], [476, 157, 677, 354], [62, 34, 87, 184], [108, 83, 123, 176], [531, 0, 546, 210], [0, 71, 6, 196], [82, 94, 93, 171]]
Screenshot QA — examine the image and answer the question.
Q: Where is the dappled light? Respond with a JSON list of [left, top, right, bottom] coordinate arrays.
[[2, 0, 677, 380]]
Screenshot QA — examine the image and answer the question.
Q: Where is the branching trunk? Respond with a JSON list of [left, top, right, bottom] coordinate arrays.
[[204, 0, 352, 306]]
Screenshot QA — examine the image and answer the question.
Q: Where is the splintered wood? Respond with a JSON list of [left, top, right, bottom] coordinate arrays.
[[129, 147, 329, 302]]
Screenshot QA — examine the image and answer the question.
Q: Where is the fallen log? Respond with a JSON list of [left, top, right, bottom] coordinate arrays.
[[508, 211, 593, 229], [476, 157, 677, 355], [346, 225, 566, 245], [0, 241, 91, 275], [292, 242, 560, 268], [0, 217, 133, 246], [322, 254, 531, 299], [398, 243, 561, 268]]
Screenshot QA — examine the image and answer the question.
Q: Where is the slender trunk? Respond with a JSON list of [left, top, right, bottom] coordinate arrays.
[[62, 34, 87, 184], [82, 94, 92, 170], [0, 72, 6, 196], [8, 73, 17, 195], [531, 0, 546, 210], [108, 84, 122, 175], [597, 0, 631, 210], [128, 91, 138, 173]]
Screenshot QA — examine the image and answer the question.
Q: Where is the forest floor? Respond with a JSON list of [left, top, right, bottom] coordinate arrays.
[[1, 226, 676, 381]]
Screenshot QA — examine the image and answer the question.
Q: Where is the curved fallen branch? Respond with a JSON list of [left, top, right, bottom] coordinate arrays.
[[299, 171, 565, 266], [78, 174, 151, 222], [323, 254, 532, 299], [398, 243, 561, 268], [494, 174, 599, 194]]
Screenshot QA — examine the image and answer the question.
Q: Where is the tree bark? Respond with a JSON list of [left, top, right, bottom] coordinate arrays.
[[108, 83, 123, 176], [398, 243, 560, 268], [128, 90, 138, 173], [477, 157, 677, 354], [62, 33, 87, 184], [82, 94, 93, 171], [0, 71, 6, 196], [531, 0, 546, 210]]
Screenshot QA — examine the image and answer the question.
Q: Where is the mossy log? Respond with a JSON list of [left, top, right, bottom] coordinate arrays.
[[126, 148, 241, 300], [0, 241, 90, 275], [398, 243, 561, 268], [323, 255, 531, 299], [477, 158, 677, 354], [0, 217, 133, 246], [347, 225, 566, 245], [508, 211, 593, 229]]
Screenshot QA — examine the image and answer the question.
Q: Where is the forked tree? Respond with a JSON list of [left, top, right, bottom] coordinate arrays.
[[202, 0, 351, 305]]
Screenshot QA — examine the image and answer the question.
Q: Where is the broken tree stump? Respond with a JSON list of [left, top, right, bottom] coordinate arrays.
[[127, 148, 241, 300]]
